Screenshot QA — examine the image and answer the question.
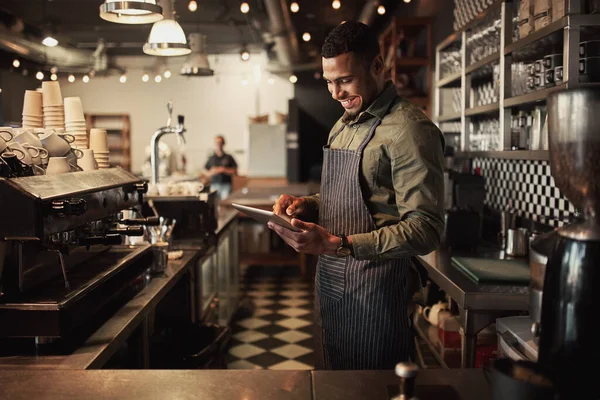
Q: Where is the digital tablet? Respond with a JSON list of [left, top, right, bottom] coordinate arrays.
[[231, 203, 303, 232]]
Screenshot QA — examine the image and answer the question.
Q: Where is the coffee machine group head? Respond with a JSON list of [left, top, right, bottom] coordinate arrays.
[[540, 88, 600, 398]]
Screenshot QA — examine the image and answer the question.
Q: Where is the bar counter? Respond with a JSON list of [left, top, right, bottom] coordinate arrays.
[[0, 368, 491, 399]]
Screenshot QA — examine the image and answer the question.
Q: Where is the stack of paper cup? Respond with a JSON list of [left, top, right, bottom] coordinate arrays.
[[22, 91, 43, 129], [64, 97, 88, 149], [42, 82, 64, 130], [90, 128, 109, 168]]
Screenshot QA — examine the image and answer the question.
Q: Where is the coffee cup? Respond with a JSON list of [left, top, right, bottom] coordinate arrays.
[[13, 128, 43, 148], [0, 128, 14, 143], [39, 131, 75, 157], [65, 148, 84, 166], [423, 301, 450, 326], [45, 157, 71, 175], [22, 143, 48, 166], [1, 152, 25, 177]]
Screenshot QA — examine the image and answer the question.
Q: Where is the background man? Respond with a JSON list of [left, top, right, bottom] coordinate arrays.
[[205, 135, 238, 200]]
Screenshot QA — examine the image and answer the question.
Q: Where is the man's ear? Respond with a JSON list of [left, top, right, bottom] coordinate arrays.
[[371, 55, 384, 75]]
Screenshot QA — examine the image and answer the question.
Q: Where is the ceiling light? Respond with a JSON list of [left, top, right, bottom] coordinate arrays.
[[99, 0, 163, 24], [241, 49, 250, 61], [289, 74, 298, 83], [268, 77, 274, 85], [68, 74, 75, 83], [188, 0, 197, 12], [290, 2, 299, 12], [42, 36, 59, 47], [120, 74, 127, 83], [83, 75, 90, 83], [180, 33, 214, 76], [404, 0, 411, 2], [240, 2, 250, 13], [36, 71, 44, 80], [50, 73, 58, 81], [12, 59, 20, 68], [332, 0, 341, 10], [142, 73, 150, 82], [143, 0, 191, 56], [314, 71, 322, 79], [241, 79, 248, 86], [155, 74, 162, 82], [164, 69, 171, 78], [302, 32, 311, 42], [377, 5, 386, 14]]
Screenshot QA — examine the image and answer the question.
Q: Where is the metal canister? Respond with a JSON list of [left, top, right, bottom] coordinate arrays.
[[506, 228, 529, 256]]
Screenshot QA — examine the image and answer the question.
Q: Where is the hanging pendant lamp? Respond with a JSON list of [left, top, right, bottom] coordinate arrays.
[[100, 0, 163, 24], [143, 0, 191, 56]]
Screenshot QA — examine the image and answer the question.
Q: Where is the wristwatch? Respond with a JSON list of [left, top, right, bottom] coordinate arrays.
[[335, 235, 352, 257]]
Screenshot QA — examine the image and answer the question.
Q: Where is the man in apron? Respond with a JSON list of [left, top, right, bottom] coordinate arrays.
[[269, 21, 445, 370]]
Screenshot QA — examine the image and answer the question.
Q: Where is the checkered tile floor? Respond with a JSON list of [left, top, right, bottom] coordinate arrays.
[[226, 266, 315, 370]]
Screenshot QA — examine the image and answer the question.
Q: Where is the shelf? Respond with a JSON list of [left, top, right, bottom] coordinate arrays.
[[436, 112, 462, 122], [454, 150, 549, 160], [504, 17, 568, 56], [465, 52, 500, 75], [414, 314, 449, 369], [465, 102, 499, 117], [504, 83, 566, 107], [396, 57, 429, 67], [437, 72, 462, 88]]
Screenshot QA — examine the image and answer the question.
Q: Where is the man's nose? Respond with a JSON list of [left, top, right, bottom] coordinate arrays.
[[331, 84, 344, 100]]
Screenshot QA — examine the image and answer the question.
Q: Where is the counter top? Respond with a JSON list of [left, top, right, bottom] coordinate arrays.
[[418, 248, 529, 311], [0, 249, 204, 370], [0, 370, 312, 400], [311, 369, 491, 400], [217, 207, 239, 234]]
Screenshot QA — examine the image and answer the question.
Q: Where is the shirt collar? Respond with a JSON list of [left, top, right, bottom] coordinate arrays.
[[342, 81, 397, 124]]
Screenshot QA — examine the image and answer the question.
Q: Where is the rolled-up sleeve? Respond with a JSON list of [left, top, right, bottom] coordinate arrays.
[[350, 120, 445, 260]]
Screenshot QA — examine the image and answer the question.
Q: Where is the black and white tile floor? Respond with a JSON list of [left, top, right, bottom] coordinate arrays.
[[226, 266, 316, 370]]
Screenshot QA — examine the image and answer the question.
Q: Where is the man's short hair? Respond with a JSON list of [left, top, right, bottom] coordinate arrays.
[[321, 21, 380, 66], [216, 135, 225, 145]]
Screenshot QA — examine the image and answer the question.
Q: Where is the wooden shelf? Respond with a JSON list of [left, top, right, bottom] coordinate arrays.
[[465, 102, 499, 117], [465, 52, 500, 75], [436, 112, 461, 122], [505, 17, 568, 56], [380, 16, 432, 117], [437, 72, 462, 88], [454, 150, 549, 160], [504, 83, 566, 107]]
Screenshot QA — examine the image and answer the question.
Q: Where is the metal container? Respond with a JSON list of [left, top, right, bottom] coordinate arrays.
[[151, 242, 169, 275], [506, 228, 529, 256]]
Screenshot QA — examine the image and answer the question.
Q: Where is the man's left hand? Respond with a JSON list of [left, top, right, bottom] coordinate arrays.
[[267, 219, 340, 255]]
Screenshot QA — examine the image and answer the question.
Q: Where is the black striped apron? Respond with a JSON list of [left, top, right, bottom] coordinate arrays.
[[315, 116, 414, 370]]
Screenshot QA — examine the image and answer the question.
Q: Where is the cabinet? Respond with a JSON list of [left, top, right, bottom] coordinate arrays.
[[434, 0, 600, 160], [379, 17, 433, 117], [85, 113, 132, 170]]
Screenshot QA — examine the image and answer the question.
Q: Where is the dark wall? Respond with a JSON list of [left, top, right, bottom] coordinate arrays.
[[0, 69, 39, 125], [392, 0, 455, 50], [292, 70, 342, 182]]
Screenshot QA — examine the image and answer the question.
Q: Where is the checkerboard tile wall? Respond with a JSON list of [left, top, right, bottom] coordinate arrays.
[[473, 158, 577, 227]]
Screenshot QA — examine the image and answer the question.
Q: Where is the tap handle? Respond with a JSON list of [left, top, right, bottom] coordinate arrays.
[[395, 362, 419, 399], [107, 226, 144, 236], [178, 115, 184, 126]]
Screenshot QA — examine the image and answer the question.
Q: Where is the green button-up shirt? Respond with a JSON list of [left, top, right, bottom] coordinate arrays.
[[305, 82, 445, 261]]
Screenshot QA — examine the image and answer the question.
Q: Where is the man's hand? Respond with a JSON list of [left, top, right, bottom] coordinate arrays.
[[273, 194, 309, 218], [268, 219, 341, 256]]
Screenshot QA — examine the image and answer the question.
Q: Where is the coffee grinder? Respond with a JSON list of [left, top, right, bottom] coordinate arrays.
[[538, 88, 600, 398]]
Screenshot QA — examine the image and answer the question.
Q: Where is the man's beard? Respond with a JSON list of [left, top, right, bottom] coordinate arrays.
[[342, 78, 378, 122]]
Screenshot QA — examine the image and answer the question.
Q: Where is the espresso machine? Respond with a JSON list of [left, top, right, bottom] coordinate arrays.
[[0, 168, 156, 344], [536, 88, 600, 398]]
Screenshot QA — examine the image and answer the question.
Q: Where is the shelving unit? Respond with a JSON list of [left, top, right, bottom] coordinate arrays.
[[434, 0, 600, 155], [85, 113, 132, 171], [379, 17, 433, 117]]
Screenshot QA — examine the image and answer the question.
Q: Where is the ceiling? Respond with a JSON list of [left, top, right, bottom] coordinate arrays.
[[0, 0, 400, 70]]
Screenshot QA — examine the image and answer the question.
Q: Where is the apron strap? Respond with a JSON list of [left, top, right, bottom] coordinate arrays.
[[327, 124, 346, 146]]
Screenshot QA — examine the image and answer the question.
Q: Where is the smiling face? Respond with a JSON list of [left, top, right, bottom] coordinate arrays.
[[322, 52, 385, 119]]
